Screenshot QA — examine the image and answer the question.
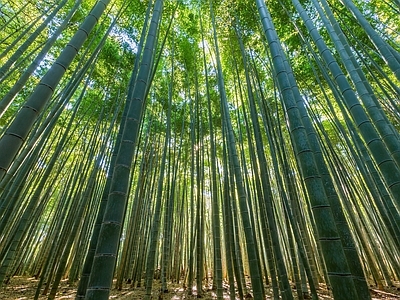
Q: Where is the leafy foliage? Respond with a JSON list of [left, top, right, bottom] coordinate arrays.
[[0, 0, 399, 299]]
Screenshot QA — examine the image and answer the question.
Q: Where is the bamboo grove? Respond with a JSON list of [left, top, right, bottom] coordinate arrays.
[[0, 0, 399, 299]]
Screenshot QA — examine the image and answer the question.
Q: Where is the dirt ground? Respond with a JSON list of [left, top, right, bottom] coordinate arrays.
[[1, 276, 400, 299]]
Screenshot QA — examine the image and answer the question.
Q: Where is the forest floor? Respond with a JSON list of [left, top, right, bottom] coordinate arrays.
[[1, 276, 400, 299]]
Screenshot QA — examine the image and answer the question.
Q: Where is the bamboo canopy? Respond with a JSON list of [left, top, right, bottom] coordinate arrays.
[[0, 0, 399, 299]]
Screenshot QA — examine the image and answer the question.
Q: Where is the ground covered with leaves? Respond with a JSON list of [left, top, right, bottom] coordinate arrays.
[[1, 276, 400, 299]]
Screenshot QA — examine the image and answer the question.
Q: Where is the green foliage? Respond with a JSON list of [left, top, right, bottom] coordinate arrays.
[[1, 0, 400, 299]]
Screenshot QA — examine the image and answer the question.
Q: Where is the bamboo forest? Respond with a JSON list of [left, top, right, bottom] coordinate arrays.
[[1, 0, 400, 299]]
